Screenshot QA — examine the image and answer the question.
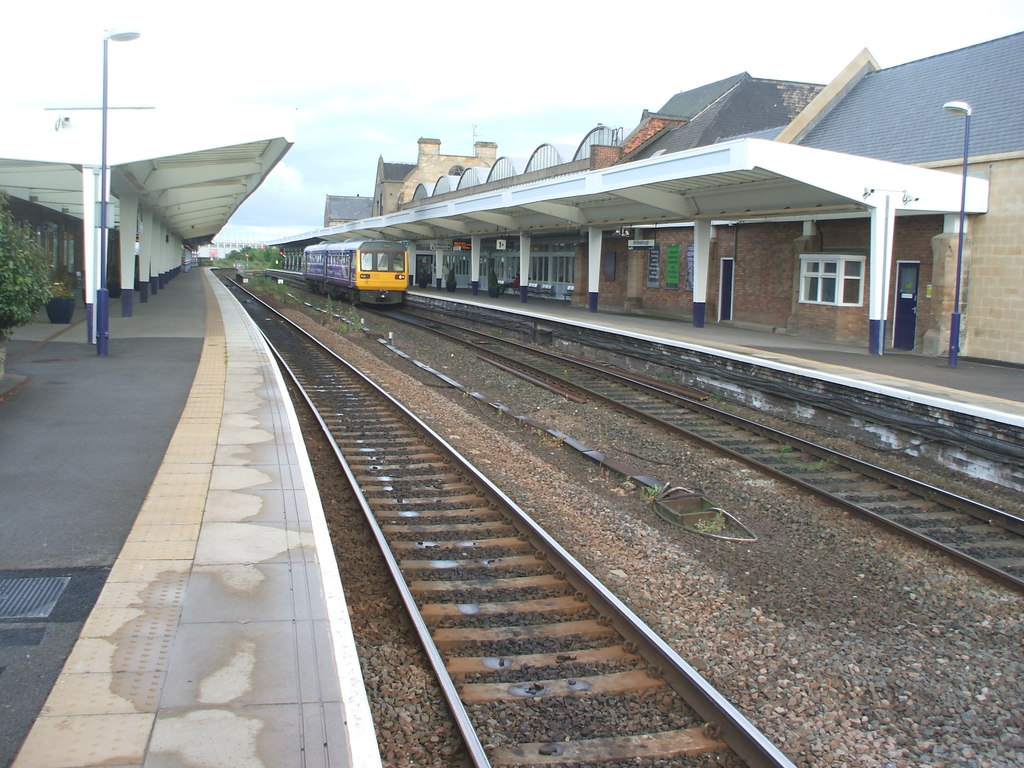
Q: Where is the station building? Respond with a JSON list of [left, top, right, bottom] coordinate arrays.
[[302, 32, 1021, 366]]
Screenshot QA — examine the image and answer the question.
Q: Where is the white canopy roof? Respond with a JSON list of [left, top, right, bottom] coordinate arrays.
[[0, 106, 294, 246], [320, 138, 987, 242]]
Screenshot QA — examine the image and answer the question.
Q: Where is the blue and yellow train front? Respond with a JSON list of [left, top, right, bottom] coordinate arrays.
[[353, 243, 408, 304]]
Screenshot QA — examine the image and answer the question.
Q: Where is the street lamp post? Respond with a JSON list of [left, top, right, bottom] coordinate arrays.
[[943, 100, 971, 368], [97, 29, 140, 356]]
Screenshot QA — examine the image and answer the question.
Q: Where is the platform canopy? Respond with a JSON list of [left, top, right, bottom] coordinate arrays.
[[0, 106, 294, 247], [319, 138, 987, 242]]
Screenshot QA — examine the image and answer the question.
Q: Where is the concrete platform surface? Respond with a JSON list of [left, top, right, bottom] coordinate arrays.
[[1, 269, 379, 768]]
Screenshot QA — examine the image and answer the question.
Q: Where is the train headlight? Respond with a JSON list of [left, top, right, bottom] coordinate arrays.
[[397, 274, 406, 280], [359, 273, 370, 279]]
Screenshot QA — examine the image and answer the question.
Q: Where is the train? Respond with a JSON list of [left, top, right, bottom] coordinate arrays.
[[302, 239, 409, 305]]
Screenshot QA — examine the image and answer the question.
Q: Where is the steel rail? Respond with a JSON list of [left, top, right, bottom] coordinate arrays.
[[379, 309, 1024, 592], [227, 279, 797, 768], [253, 312, 493, 766]]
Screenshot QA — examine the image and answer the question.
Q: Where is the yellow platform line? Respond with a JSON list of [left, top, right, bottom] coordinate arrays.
[[13, 276, 226, 768]]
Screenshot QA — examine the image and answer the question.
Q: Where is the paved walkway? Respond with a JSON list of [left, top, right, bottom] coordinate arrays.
[[1, 269, 378, 768]]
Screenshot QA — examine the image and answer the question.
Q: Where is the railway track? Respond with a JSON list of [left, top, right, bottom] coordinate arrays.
[[375, 307, 1024, 593], [226, 282, 795, 767]]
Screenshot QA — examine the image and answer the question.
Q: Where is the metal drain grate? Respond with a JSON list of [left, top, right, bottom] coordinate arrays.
[[0, 577, 71, 619]]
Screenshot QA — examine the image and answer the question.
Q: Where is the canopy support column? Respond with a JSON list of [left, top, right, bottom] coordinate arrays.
[[433, 245, 444, 290], [119, 193, 139, 316], [518, 233, 530, 303], [470, 235, 481, 295], [138, 207, 153, 303], [587, 227, 602, 312], [868, 191, 897, 355], [692, 219, 712, 327], [82, 167, 99, 343]]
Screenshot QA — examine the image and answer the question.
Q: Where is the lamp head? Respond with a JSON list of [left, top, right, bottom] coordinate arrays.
[[105, 30, 141, 42], [943, 100, 972, 116]]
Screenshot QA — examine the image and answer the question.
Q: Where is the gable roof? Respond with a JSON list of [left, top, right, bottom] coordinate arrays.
[[657, 73, 748, 118], [324, 194, 372, 223], [800, 31, 1024, 164], [630, 75, 823, 160], [381, 161, 416, 182]]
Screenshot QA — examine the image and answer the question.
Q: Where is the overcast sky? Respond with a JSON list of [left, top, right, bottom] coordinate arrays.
[[5, 0, 1023, 243]]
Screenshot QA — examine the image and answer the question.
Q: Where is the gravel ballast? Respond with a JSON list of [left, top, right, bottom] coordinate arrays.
[[275, 295, 1023, 768]]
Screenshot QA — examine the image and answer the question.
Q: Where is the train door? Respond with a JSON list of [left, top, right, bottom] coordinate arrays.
[[892, 261, 920, 350], [718, 258, 734, 321]]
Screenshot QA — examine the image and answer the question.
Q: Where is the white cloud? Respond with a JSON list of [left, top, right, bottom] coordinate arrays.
[[5, 0, 1023, 243]]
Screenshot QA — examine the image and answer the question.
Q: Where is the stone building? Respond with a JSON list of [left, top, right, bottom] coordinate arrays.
[[371, 138, 498, 216]]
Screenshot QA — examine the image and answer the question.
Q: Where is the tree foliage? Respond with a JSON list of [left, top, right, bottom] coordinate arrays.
[[221, 246, 284, 268], [0, 191, 52, 338]]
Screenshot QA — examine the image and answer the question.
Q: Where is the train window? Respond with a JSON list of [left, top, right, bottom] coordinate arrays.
[[360, 252, 374, 271]]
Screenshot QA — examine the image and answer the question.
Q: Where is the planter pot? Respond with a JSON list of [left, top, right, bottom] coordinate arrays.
[[488, 286, 500, 298], [45, 297, 75, 324], [446, 282, 457, 292]]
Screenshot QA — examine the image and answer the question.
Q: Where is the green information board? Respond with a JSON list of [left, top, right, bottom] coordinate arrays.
[[665, 245, 680, 289]]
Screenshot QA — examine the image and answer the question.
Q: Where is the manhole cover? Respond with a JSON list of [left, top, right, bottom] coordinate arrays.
[[0, 577, 71, 619]]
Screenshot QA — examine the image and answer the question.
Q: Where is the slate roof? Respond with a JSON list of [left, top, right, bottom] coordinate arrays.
[[381, 162, 416, 182], [631, 74, 823, 160], [324, 195, 373, 225], [656, 74, 748, 118], [800, 31, 1024, 164]]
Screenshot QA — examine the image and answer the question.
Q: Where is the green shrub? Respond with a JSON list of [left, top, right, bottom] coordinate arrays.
[[0, 191, 52, 338]]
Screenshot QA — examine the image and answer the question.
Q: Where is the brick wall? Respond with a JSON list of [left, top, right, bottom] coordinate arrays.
[[730, 222, 803, 328], [599, 215, 945, 348], [589, 145, 624, 170], [622, 116, 686, 155]]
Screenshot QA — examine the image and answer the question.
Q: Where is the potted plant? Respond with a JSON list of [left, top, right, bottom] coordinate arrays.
[[487, 266, 500, 298], [445, 264, 457, 292], [45, 265, 76, 324], [0, 191, 53, 377]]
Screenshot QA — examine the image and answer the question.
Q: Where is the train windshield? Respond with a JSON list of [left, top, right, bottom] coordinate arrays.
[[359, 250, 406, 272]]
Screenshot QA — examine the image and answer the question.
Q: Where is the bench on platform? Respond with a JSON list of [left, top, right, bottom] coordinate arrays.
[[527, 282, 556, 299]]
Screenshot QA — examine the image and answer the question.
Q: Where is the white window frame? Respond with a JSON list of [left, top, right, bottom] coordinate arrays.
[[799, 254, 865, 306]]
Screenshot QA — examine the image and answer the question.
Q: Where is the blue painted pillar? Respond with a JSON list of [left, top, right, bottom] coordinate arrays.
[[867, 191, 897, 355], [587, 227, 603, 313], [470, 235, 481, 295], [692, 219, 712, 328], [519, 232, 531, 303]]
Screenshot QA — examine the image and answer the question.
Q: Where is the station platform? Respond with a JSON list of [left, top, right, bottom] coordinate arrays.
[[2, 272, 1021, 767], [409, 287, 1024, 426], [0, 269, 380, 768]]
